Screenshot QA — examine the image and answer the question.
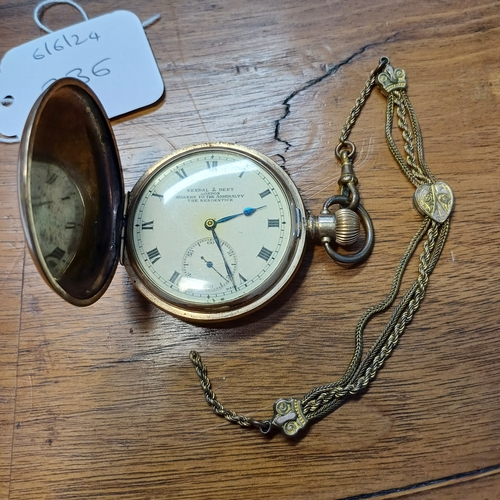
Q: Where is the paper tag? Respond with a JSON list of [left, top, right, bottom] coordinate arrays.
[[0, 10, 164, 142]]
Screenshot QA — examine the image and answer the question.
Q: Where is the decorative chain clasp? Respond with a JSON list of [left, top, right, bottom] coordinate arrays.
[[270, 398, 307, 436], [376, 59, 407, 95]]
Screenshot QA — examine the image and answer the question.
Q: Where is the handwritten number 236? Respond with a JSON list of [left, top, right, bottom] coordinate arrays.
[[42, 58, 111, 91]]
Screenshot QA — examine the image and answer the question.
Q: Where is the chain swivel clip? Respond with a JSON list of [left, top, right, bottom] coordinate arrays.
[[308, 140, 374, 265], [336, 140, 359, 210]]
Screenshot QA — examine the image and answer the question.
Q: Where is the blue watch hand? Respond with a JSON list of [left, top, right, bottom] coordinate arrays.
[[216, 205, 266, 224]]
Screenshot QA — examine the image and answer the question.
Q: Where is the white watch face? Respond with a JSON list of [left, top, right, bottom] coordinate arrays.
[[126, 144, 305, 320]]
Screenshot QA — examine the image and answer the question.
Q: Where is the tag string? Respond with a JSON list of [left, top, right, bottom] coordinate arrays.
[[190, 57, 454, 437], [34, 0, 89, 33], [33, 0, 161, 33]]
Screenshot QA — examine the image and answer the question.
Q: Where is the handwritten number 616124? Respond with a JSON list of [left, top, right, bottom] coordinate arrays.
[[33, 32, 100, 60], [41, 58, 111, 91]]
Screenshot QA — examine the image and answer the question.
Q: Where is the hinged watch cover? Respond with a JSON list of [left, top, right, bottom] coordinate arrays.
[[18, 78, 124, 306]]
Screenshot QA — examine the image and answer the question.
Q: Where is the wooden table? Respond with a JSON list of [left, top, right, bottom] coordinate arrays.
[[1, 1, 499, 498]]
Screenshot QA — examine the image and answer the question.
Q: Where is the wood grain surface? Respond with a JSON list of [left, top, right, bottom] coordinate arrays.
[[1, 0, 500, 498]]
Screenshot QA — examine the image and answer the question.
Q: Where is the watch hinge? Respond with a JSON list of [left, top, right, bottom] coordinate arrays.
[[295, 206, 302, 238], [119, 191, 130, 266]]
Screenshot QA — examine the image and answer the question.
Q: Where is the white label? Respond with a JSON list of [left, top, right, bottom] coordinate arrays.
[[0, 10, 164, 142]]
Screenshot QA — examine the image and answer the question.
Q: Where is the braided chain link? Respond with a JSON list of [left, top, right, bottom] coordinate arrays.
[[190, 58, 451, 435], [300, 84, 451, 421], [338, 56, 389, 146], [190, 351, 268, 431]]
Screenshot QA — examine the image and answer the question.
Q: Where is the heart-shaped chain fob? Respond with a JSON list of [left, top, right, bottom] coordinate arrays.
[[413, 181, 454, 223]]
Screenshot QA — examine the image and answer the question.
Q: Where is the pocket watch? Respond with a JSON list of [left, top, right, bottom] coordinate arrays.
[[124, 141, 310, 321], [18, 78, 374, 322]]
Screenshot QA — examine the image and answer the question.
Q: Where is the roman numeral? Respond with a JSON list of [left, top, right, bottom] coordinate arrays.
[[257, 246, 272, 261], [46, 172, 58, 184], [176, 168, 188, 179], [45, 246, 65, 261], [141, 220, 154, 230], [206, 160, 218, 168], [146, 247, 161, 264], [169, 270, 181, 284], [259, 189, 271, 198], [268, 219, 280, 228]]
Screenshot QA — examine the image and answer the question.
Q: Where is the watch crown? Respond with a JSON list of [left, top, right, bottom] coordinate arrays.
[[308, 208, 360, 247], [335, 208, 360, 247]]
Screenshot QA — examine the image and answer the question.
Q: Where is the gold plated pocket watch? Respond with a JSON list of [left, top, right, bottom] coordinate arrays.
[[125, 143, 307, 321], [18, 78, 373, 322]]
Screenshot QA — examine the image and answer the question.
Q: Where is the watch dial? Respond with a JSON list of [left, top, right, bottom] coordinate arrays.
[[30, 161, 85, 279], [127, 145, 304, 318]]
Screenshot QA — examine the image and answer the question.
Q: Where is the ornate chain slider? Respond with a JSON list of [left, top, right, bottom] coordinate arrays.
[[190, 57, 454, 437]]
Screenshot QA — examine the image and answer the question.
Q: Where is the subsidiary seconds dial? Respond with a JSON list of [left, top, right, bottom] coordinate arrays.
[[182, 237, 238, 293], [125, 143, 306, 321]]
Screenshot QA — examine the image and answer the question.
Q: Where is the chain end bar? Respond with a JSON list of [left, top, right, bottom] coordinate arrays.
[[271, 398, 308, 436], [376, 58, 407, 95]]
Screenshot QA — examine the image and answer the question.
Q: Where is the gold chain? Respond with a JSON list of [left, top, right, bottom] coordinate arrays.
[[190, 57, 453, 437], [338, 56, 389, 147]]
